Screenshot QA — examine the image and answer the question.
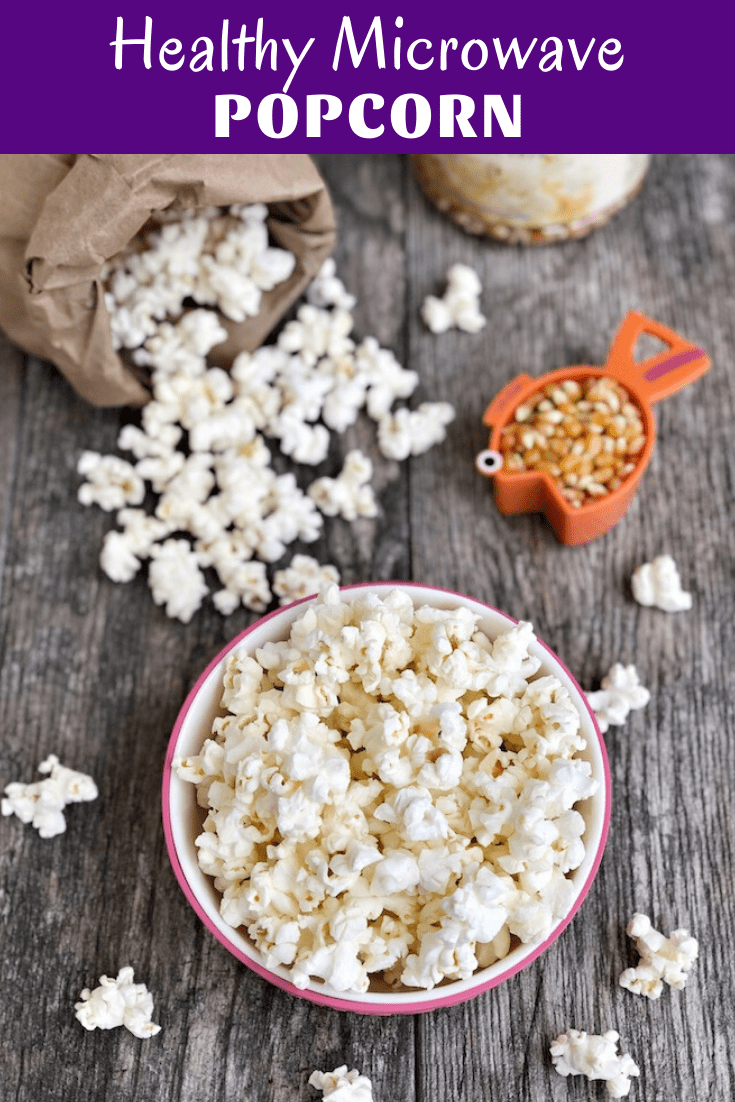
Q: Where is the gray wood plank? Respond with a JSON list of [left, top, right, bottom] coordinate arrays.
[[0, 154, 733, 1102], [406, 154, 735, 1101]]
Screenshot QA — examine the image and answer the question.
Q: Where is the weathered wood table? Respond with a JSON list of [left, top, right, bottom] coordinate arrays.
[[1, 154, 733, 1101]]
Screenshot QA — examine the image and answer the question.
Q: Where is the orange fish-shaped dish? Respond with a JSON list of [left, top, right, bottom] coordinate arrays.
[[476, 312, 710, 546]]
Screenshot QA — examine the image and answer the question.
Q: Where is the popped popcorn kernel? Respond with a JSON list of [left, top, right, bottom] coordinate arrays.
[[586, 664, 650, 734], [550, 1029, 640, 1098], [74, 967, 161, 1039], [273, 555, 341, 606], [2, 755, 98, 839], [631, 555, 692, 612], [619, 912, 698, 999], [421, 263, 486, 334], [309, 1066, 373, 1102]]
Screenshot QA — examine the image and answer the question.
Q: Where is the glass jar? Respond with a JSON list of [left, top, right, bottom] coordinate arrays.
[[413, 154, 651, 243]]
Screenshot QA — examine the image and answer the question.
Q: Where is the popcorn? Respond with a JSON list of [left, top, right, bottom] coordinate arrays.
[[309, 1066, 373, 1102], [99, 530, 142, 583], [277, 304, 355, 366], [148, 539, 209, 623], [631, 555, 692, 612], [273, 555, 341, 606], [421, 263, 486, 334], [104, 205, 294, 347], [2, 755, 98, 838], [74, 967, 161, 1039], [87, 217, 455, 621], [77, 452, 145, 512], [586, 664, 650, 734], [308, 450, 378, 521], [354, 337, 419, 421], [176, 587, 597, 993], [550, 1030, 640, 1098], [307, 258, 358, 311], [377, 403, 455, 461], [619, 913, 698, 999]]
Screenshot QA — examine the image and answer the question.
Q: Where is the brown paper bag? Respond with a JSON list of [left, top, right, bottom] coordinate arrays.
[[0, 154, 336, 407]]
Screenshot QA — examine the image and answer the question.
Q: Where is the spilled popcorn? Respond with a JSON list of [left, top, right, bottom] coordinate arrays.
[[273, 555, 340, 606], [78, 207, 454, 622], [175, 586, 598, 993], [1, 755, 98, 839], [75, 967, 161, 1038], [586, 664, 650, 734], [631, 555, 692, 612], [550, 1030, 640, 1098], [309, 1066, 373, 1101], [421, 263, 486, 334], [619, 913, 698, 999]]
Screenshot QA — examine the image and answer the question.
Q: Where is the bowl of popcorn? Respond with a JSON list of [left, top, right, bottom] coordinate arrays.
[[163, 583, 610, 1014]]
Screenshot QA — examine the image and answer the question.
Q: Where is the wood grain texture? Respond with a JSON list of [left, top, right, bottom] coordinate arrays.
[[0, 154, 733, 1101]]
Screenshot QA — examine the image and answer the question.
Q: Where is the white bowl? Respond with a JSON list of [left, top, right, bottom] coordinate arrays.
[[162, 583, 610, 1015]]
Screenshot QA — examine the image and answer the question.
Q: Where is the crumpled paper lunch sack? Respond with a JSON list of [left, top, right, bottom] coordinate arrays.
[[0, 154, 336, 406]]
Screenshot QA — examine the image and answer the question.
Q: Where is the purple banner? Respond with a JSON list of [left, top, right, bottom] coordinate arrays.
[[1, 0, 731, 151]]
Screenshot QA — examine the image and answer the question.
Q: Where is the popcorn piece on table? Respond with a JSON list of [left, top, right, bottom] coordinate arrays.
[[354, 337, 419, 421], [77, 452, 145, 512], [586, 664, 650, 734], [377, 403, 455, 461], [273, 555, 340, 606], [212, 559, 272, 615], [148, 538, 209, 623], [1, 755, 98, 839], [619, 913, 698, 999], [421, 263, 486, 334], [308, 450, 378, 521], [631, 555, 692, 612], [550, 1030, 640, 1098], [74, 967, 161, 1038], [100, 530, 143, 583], [277, 304, 355, 367], [307, 258, 358, 311], [309, 1066, 373, 1102]]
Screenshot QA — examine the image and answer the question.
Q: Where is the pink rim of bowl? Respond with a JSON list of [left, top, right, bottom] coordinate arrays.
[[162, 582, 611, 1015]]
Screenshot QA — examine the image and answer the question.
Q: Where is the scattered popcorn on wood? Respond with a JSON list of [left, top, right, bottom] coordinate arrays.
[[80, 216, 455, 621], [631, 555, 692, 612], [273, 555, 340, 606], [421, 263, 486, 334], [619, 913, 698, 999], [1, 756, 98, 839], [74, 967, 161, 1039], [586, 664, 650, 734], [550, 1030, 640, 1098], [309, 1066, 373, 1101], [499, 377, 645, 508], [175, 586, 598, 994]]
